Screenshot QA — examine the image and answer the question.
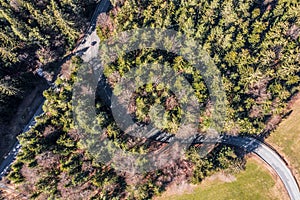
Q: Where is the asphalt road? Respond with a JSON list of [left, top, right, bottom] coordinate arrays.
[[223, 136, 300, 200], [0, 0, 111, 181], [0, 0, 300, 199], [0, 101, 43, 178]]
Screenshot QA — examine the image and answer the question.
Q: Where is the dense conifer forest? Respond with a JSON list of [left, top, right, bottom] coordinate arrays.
[[97, 0, 300, 136], [0, 0, 96, 123], [1, 0, 300, 199]]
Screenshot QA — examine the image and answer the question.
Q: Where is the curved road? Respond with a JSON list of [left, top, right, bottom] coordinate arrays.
[[1, 0, 300, 199], [223, 136, 300, 200], [144, 130, 300, 200]]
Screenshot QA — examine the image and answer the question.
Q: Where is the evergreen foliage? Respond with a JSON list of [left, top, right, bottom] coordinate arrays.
[[5, 0, 300, 199]]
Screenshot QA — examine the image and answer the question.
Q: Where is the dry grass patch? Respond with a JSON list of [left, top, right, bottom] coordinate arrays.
[[155, 157, 287, 200], [267, 96, 300, 183]]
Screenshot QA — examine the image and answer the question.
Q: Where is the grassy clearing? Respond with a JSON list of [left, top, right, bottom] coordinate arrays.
[[156, 158, 286, 200], [267, 97, 300, 182]]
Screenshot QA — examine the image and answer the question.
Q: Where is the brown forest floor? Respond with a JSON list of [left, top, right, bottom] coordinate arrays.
[[0, 76, 48, 162], [156, 156, 288, 200]]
